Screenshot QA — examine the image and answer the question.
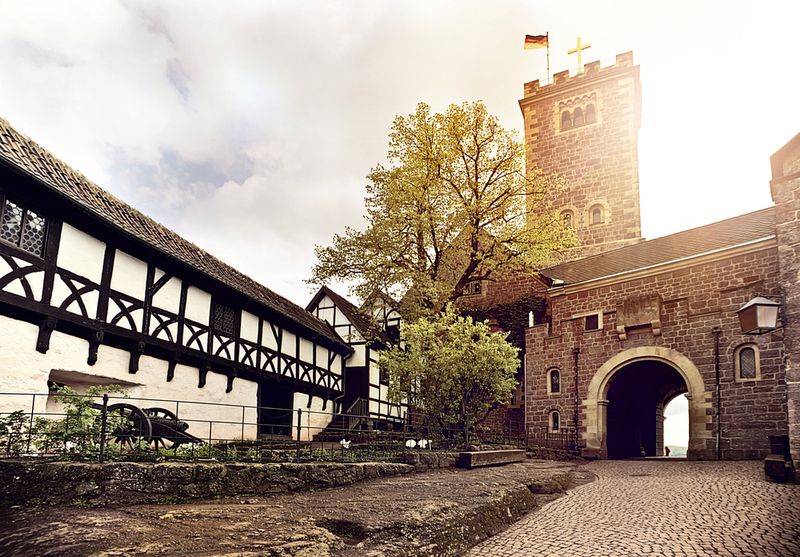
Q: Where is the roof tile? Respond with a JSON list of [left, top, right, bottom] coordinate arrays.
[[543, 208, 775, 285]]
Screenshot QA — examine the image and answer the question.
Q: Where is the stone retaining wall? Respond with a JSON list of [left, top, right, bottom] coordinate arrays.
[[0, 452, 458, 506]]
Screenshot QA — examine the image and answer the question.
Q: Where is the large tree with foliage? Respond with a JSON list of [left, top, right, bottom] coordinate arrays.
[[310, 101, 575, 318], [380, 305, 519, 440]]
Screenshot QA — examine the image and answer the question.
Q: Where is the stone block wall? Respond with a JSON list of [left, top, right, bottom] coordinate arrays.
[[770, 134, 800, 475], [525, 245, 786, 460], [520, 52, 642, 259]]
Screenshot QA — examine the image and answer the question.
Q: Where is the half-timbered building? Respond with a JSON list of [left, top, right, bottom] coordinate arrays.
[[0, 118, 352, 440], [307, 286, 405, 427]]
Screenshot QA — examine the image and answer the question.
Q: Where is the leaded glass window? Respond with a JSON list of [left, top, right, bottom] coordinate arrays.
[[550, 369, 560, 393], [739, 347, 757, 379], [213, 303, 236, 336], [550, 411, 560, 432], [0, 198, 46, 257]]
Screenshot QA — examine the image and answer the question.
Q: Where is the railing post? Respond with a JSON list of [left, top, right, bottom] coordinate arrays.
[[98, 393, 109, 463], [295, 408, 302, 463], [26, 394, 35, 455], [241, 405, 246, 441]]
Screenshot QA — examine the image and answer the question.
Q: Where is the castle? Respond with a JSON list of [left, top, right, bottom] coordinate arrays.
[[462, 51, 800, 471]]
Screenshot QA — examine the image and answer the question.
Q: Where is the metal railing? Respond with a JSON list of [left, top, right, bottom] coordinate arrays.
[[0, 391, 577, 463]]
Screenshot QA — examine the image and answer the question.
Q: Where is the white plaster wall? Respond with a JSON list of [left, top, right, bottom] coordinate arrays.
[[56, 224, 105, 284], [332, 354, 343, 375], [348, 344, 366, 368], [0, 315, 258, 440], [110, 250, 147, 299], [240, 311, 259, 342], [299, 338, 314, 364], [282, 330, 296, 358], [316, 345, 329, 370], [152, 275, 181, 314], [262, 320, 279, 351], [184, 286, 211, 324], [317, 306, 334, 325], [292, 392, 333, 441]]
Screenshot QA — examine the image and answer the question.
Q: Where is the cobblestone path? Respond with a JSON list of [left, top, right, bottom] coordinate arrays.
[[467, 460, 800, 557]]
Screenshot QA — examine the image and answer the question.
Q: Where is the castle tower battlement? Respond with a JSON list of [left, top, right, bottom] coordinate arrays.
[[521, 51, 642, 259]]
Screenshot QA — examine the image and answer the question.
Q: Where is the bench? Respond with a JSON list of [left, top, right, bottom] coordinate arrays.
[[457, 449, 526, 469]]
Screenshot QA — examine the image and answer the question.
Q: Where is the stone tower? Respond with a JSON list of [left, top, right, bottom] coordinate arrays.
[[520, 51, 643, 258]]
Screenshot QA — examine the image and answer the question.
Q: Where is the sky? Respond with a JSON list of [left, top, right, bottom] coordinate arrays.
[[1, 0, 798, 307]]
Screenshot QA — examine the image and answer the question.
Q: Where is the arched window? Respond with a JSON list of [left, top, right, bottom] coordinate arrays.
[[561, 111, 572, 130], [590, 204, 604, 225], [549, 369, 561, 394], [573, 107, 584, 126], [549, 410, 561, 433], [561, 210, 574, 229], [734, 344, 761, 381], [585, 104, 596, 124]]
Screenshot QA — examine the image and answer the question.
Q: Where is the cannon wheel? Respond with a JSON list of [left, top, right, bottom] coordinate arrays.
[[143, 407, 181, 450], [104, 403, 153, 450]]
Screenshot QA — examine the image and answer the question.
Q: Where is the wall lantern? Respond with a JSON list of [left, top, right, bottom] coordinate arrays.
[[736, 297, 781, 335]]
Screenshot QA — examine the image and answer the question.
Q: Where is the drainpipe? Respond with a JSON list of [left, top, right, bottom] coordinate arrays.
[[712, 326, 722, 460], [573, 347, 580, 451]]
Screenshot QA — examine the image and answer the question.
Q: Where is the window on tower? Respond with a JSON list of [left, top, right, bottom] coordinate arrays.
[[549, 410, 561, 433], [548, 369, 561, 394], [561, 210, 574, 228], [590, 204, 604, 225], [573, 107, 585, 126], [561, 111, 572, 131], [586, 104, 597, 123]]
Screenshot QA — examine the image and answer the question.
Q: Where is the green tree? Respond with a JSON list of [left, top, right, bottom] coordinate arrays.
[[381, 305, 519, 441], [310, 101, 575, 318]]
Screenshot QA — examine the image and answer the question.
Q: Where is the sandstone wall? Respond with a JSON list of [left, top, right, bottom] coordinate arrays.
[[525, 246, 786, 460]]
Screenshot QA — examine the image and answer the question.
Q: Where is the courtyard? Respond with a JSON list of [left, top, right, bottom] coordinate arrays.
[[469, 460, 800, 557], [1, 459, 797, 556]]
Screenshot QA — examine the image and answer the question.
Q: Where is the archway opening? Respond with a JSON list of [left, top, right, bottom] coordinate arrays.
[[606, 360, 687, 459], [663, 394, 689, 457]]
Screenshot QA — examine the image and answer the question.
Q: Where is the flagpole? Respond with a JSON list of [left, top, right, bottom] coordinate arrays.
[[546, 32, 550, 83]]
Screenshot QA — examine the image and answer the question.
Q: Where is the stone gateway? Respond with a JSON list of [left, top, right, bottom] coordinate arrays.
[[463, 52, 800, 472]]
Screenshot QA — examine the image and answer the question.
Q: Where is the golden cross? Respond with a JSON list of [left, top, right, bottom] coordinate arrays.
[[567, 36, 591, 73]]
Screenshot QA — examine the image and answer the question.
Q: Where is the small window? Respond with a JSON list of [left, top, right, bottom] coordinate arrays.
[[213, 303, 237, 336], [549, 410, 561, 433], [735, 344, 760, 381], [586, 104, 597, 123], [561, 111, 572, 130], [463, 280, 482, 296], [561, 210, 574, 228], [549, 369, 561, 394], [379, 365, 390, 385], [0, 198, 46, 257], [590, 204, 604, 225], [573, 107, 585, 127], [585, 314, 600, 331]]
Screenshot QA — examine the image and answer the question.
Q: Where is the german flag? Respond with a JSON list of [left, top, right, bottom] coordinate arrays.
[[524, 34, 548, 49]]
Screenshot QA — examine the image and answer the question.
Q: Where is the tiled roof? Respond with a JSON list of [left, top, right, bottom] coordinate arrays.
[[0, 117, 349, 351], [307, 286, 394, 347], [542, 207, 776, 285]]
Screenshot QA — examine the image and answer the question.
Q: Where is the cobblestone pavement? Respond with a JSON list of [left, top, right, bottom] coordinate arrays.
[[467, 460, 800, 557]]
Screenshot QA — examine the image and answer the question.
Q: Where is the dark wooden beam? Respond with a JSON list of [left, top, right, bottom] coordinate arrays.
[[87, 330, 104, 365], [128, 340, 145, 373], [35, 316, 58, 354]]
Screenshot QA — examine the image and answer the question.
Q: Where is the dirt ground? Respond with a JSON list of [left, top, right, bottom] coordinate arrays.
[[0, 459, 590, 557]]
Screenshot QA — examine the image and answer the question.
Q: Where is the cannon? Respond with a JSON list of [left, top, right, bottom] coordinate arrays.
[[93, 402, 204, 450]]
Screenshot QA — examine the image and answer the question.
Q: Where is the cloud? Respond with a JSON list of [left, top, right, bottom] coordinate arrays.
[[1, 0, 799, 306]]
